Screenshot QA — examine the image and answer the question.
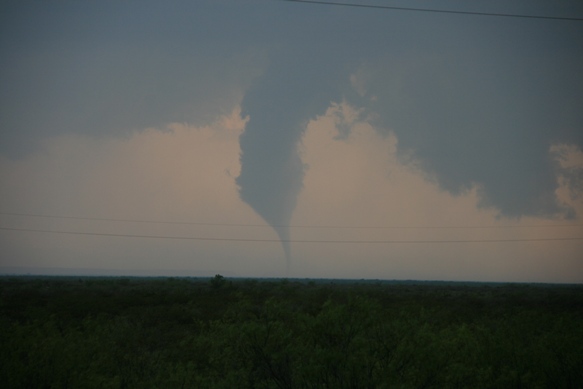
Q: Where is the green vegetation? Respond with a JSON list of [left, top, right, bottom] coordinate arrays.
[[1, 276, 582, 388]]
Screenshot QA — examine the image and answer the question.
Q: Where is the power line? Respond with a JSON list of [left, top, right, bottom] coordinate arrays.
[[0, 212, 253, 228], [1, 212, 582, 230], [1, 226, 582, 244], [278, 0, 583, 21]]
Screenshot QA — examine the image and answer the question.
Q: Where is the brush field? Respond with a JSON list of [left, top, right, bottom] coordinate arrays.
[[1, 276, 582, 388]]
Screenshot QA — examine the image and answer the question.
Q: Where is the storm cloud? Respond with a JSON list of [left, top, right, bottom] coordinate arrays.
[[0, 1, 259, 156], [233, 1, 583, 264], [1, 0, 582, 278]]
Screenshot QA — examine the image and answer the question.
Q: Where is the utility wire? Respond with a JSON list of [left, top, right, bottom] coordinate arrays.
[[1, 226, 582, 244], [0, 212, 254, 228], [278, 0, 583, 21], [1, 212, 582, 230]]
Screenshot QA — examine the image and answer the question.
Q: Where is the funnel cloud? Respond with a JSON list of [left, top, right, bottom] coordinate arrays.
[[237, 57, 341, 268]]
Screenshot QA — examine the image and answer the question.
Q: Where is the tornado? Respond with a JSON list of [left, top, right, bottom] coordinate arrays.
[[237, 121, 303, 270], [236, 57, 339, 272]]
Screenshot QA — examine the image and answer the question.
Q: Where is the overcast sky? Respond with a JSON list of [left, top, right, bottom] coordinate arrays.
[[1, 0, 582, 282]]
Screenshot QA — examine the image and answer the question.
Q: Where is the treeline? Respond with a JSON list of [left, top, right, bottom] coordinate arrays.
[[1, 276, 582, 388]]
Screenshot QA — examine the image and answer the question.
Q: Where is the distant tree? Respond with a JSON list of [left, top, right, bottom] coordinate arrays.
[[210, 274, 226, 289]]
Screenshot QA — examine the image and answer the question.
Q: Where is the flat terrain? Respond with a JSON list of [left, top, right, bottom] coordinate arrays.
[[1, 276, 582, 388]]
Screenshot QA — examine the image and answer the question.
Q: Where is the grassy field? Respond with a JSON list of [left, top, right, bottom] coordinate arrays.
[[1, 276, 582, 388]]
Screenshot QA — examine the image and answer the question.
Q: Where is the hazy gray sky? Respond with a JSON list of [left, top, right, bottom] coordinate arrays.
[[1, 0, 582, 282]]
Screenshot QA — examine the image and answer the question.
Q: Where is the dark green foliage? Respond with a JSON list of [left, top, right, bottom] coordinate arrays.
[[1, 277, 582, 388], [210, 274, 227, 290]]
